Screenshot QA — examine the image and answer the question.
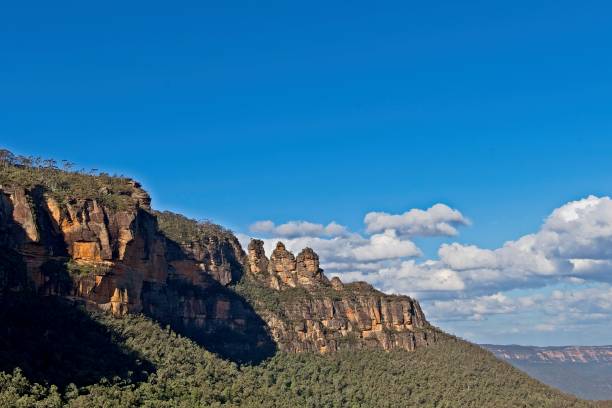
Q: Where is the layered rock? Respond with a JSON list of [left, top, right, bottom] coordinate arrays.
[[244, 239, 437, 353], [248, 241, 329, 289], [0, 171, 436, 359], [269, 242, 298, 287], [247, 239, 268, 275], [0, 185, 166, 313], [165, 233, 244, 287], [296, 247, 328, 286], [0, 184, 272, 363]]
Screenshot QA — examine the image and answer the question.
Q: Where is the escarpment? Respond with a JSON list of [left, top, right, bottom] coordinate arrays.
[[0, 185, 245, 309], [239, 239, 438, 353], [0, 155, 437, 360], [0, 180, 274, 363]]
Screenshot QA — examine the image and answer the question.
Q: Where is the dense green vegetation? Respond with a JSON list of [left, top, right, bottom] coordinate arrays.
[[65, 260, 111, 277], [0, 149, 136, 209], [1, 149, 609, 406], [1, 294, 608, 408], [155, 210, 236, 244], [233, 275, 305, 316]]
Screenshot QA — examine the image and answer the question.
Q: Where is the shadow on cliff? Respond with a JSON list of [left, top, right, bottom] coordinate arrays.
[[143, 236, 277, 365], [0, 192, 155, 388], [0, 292, 155, 388], [1, 186, 275, 373]]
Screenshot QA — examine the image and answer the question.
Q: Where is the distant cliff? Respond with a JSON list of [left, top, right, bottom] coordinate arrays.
[[482, 344, 612, 400], [0, 150, 437, 361], [483, 345, 612, 364]]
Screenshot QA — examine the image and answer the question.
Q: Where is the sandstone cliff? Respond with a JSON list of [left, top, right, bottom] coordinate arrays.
[[0, 181, 273, 363], [0, 184, 244, 310], [238, 239, 437, 353], [0, 155, 437, 361]]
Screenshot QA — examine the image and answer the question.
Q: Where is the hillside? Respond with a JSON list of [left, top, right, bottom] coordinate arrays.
[[483, 345, 612, 400], [0, 150, 434, 362], [0, 150, 610, 407], [1, 294, 607, 408]]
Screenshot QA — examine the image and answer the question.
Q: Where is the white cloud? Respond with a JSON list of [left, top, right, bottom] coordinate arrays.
[[428, 292, 518, 321], [248, 230, 421, 281], [244, 196, 612, 343], [421, 196, 612, 297], [351, 229, 421, 261], [245, 204, 462, 280], [364, 203, 469, 237], [425, 283, 612, 325], [542, 285, 612, 315], [250, 220, 349, 238], [540, 195, 612, 260], [246, 197, 612, 296], [378, 260, 465, 292], [437, 243, 498, 270]]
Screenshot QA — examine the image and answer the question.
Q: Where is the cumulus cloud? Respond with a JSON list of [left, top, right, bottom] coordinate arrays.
[[364, 203, 469, 237], [245, 204, 464, 282], [245, 197, 612, 342], [540, 195, 612, 260], [426, 283, 612, 325], [330, 195, 609, 300], [245, 229, 421, 282], [425, 237, 570, 296], [428, 292, 519, 321], [250, 220, 349, 238], [544, 285, 612, 316], [244, 204, 468, 288], [352, 229, 421, 261], [247, 197, 612, 295], [378, 260, 465, 292]]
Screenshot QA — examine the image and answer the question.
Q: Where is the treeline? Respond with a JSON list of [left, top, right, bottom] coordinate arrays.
[[0, 300, 606, 408], [0, 149, 135, 209], [155, 210, 236, 244]]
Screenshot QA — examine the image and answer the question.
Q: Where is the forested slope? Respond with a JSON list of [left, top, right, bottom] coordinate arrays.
[[1, 294, 607, 408]]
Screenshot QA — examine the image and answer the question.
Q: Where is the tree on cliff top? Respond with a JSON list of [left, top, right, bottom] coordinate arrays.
[[0, 149, 135, 210]]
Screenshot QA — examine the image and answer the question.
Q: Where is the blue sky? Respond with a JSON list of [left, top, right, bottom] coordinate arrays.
[[3, 1, 612, 345]]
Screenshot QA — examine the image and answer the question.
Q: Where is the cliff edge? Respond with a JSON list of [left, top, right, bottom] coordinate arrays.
[[0, 150, 437, 362]]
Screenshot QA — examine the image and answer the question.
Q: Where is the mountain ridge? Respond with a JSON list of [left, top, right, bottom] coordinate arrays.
[[1, 149, 610, 407], [0, 149, 436, 361]]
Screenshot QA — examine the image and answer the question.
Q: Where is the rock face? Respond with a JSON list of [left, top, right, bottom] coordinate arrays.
[[0, 177, 436, 359], [249, 241, 330, 290], [244, 239, 437, 353], [0, 185, 248, 307], [247, 239, 268, 275], [0, 184, 274, 363]]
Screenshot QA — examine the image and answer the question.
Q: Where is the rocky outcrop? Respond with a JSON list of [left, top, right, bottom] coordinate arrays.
[[0, 176, 436, 359], [296, 247, 328, 287], [0, 185, 247, 304], [0, 184, 271, 363], [269, 242, 298, 288], [166, 233, 244, 286], [0, 185, 168, 314], [249, 241, 329, 289], [269, 286, 437, 353], [247, 239, 268, 275], [244, 239, 437, 353]]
